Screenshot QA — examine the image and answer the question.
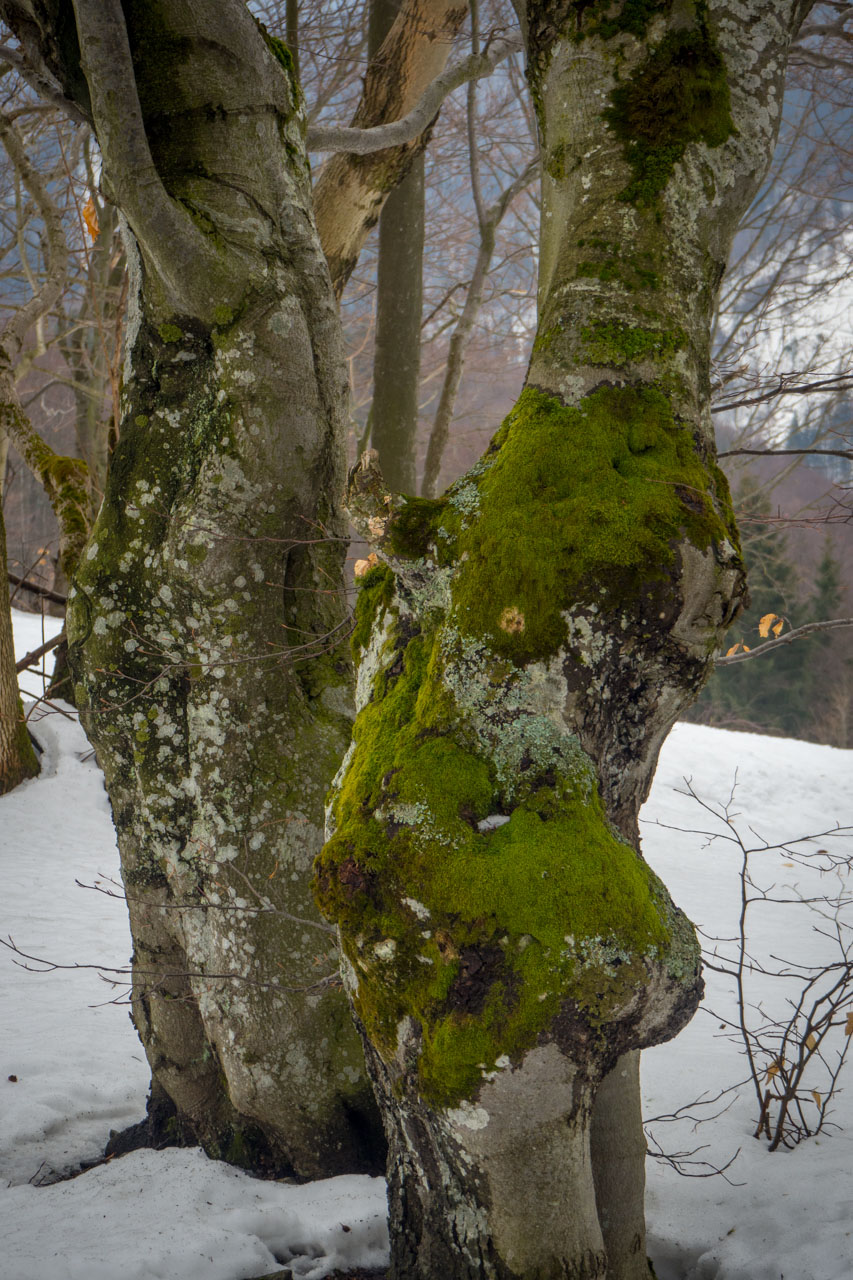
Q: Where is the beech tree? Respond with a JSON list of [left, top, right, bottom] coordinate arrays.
[[0, 96, 89, 784], [1, 0, 372, 1175], [0, 501, 37, 791], [366, 0, 427, 493], [1, 0, 821, 1273], [0, 0, 484, 1178], [316, 1, 815, 1276]]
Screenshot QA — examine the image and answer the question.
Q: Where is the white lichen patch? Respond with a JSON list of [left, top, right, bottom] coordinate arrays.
[[439, 624, 594, 798], [446, 1101, 490, 1131], [402, 559, 455, 616], [354, 604, 396, 713], [402, 896, 431, 921], [477, 814, 510, 832], [446, 478, 481, 522]]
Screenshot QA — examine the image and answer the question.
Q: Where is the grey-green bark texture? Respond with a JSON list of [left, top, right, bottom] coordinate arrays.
[[312, 0, 468, 297], [369, 0, 425, 494], [59, 192, 124, 515], [317, 1, 813, 1273], [0, 94, 89, 728], [0, 0, 383, 1176], [370, 156, 425, 494], [0, 486, 39, 793]]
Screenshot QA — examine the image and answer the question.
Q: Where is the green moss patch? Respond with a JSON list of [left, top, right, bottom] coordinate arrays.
[[351, 563, 395, 658], [385, 496, 453, 563], [577, 258, 659, 292], [572, 0, 671, 44], [253, 17, 302, 113], [581, 320, 686, 366], [316, 602, 677, 1108], [604, 13, 735, 206], [449, 384, 733, 663], [256, 22, 296, 80]]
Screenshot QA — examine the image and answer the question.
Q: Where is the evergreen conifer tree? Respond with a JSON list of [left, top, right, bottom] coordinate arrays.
[[688, 479, 808, 736]]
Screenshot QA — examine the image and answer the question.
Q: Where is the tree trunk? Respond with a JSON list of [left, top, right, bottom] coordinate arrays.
[[0, 487, 39, 792], [313, 0, 467, 296], [3, 0, 383, 1176], [368, 0, 425, 493], [590, 1053, 647, 1280], [317, 0, 811, 1270], [60, 192, 125, 515], [370, 160, 424, 493]]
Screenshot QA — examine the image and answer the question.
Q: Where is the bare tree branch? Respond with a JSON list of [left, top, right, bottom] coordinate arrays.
[[719, 447, 853, 461], [7, 571, 67, 606], [0, 934, 339, 996], [712, 371, 853, 415], [0, 105, 90, 575], [717, 618, 853, 666], [0, 108, 67, 364], [422, 154, 539, 496], [313, 0, 475, 294], [0, 38, 89, 126], [15, 629, 65, 674], [307, 35, 522, 156]]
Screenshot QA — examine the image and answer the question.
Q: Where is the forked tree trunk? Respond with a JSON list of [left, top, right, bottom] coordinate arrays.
[[0, 0, 383, 1176], [313, 0, 468, 296], [317, 1, 811, 1272]]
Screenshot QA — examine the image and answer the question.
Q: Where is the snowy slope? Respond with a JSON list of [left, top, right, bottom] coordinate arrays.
[[10, 606, 63, 700], [1, 608, 851, 1279], [642, 724, 853, 1280]]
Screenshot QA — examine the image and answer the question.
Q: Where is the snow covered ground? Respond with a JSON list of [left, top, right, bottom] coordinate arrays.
[[2, 606, 852, 1279]]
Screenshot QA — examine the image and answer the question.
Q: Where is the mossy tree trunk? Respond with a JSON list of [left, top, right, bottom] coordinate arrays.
[[316, 1, 812, 1273], [1, 0, 383, 1176]]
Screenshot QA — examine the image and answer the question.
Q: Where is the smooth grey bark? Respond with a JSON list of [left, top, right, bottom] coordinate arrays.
[[591, 1053, 647, 1279], [318, 1, 813, 1274], [368, 0, 424, 495], [312, 0, 468, 296], [0, 0, 383, 1175], [0, 489, 39, 792], [0, 97, 87, 751], [58, 187, 125, 514], [370, 157, 424, 493]]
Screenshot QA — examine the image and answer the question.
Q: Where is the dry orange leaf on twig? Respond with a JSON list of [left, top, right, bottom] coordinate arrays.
[[82, 196, 99, 241], [758, 611, 785, 638]]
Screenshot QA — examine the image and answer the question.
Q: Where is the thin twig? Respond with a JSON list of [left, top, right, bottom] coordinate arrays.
[[15, 629, 65, 674]]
